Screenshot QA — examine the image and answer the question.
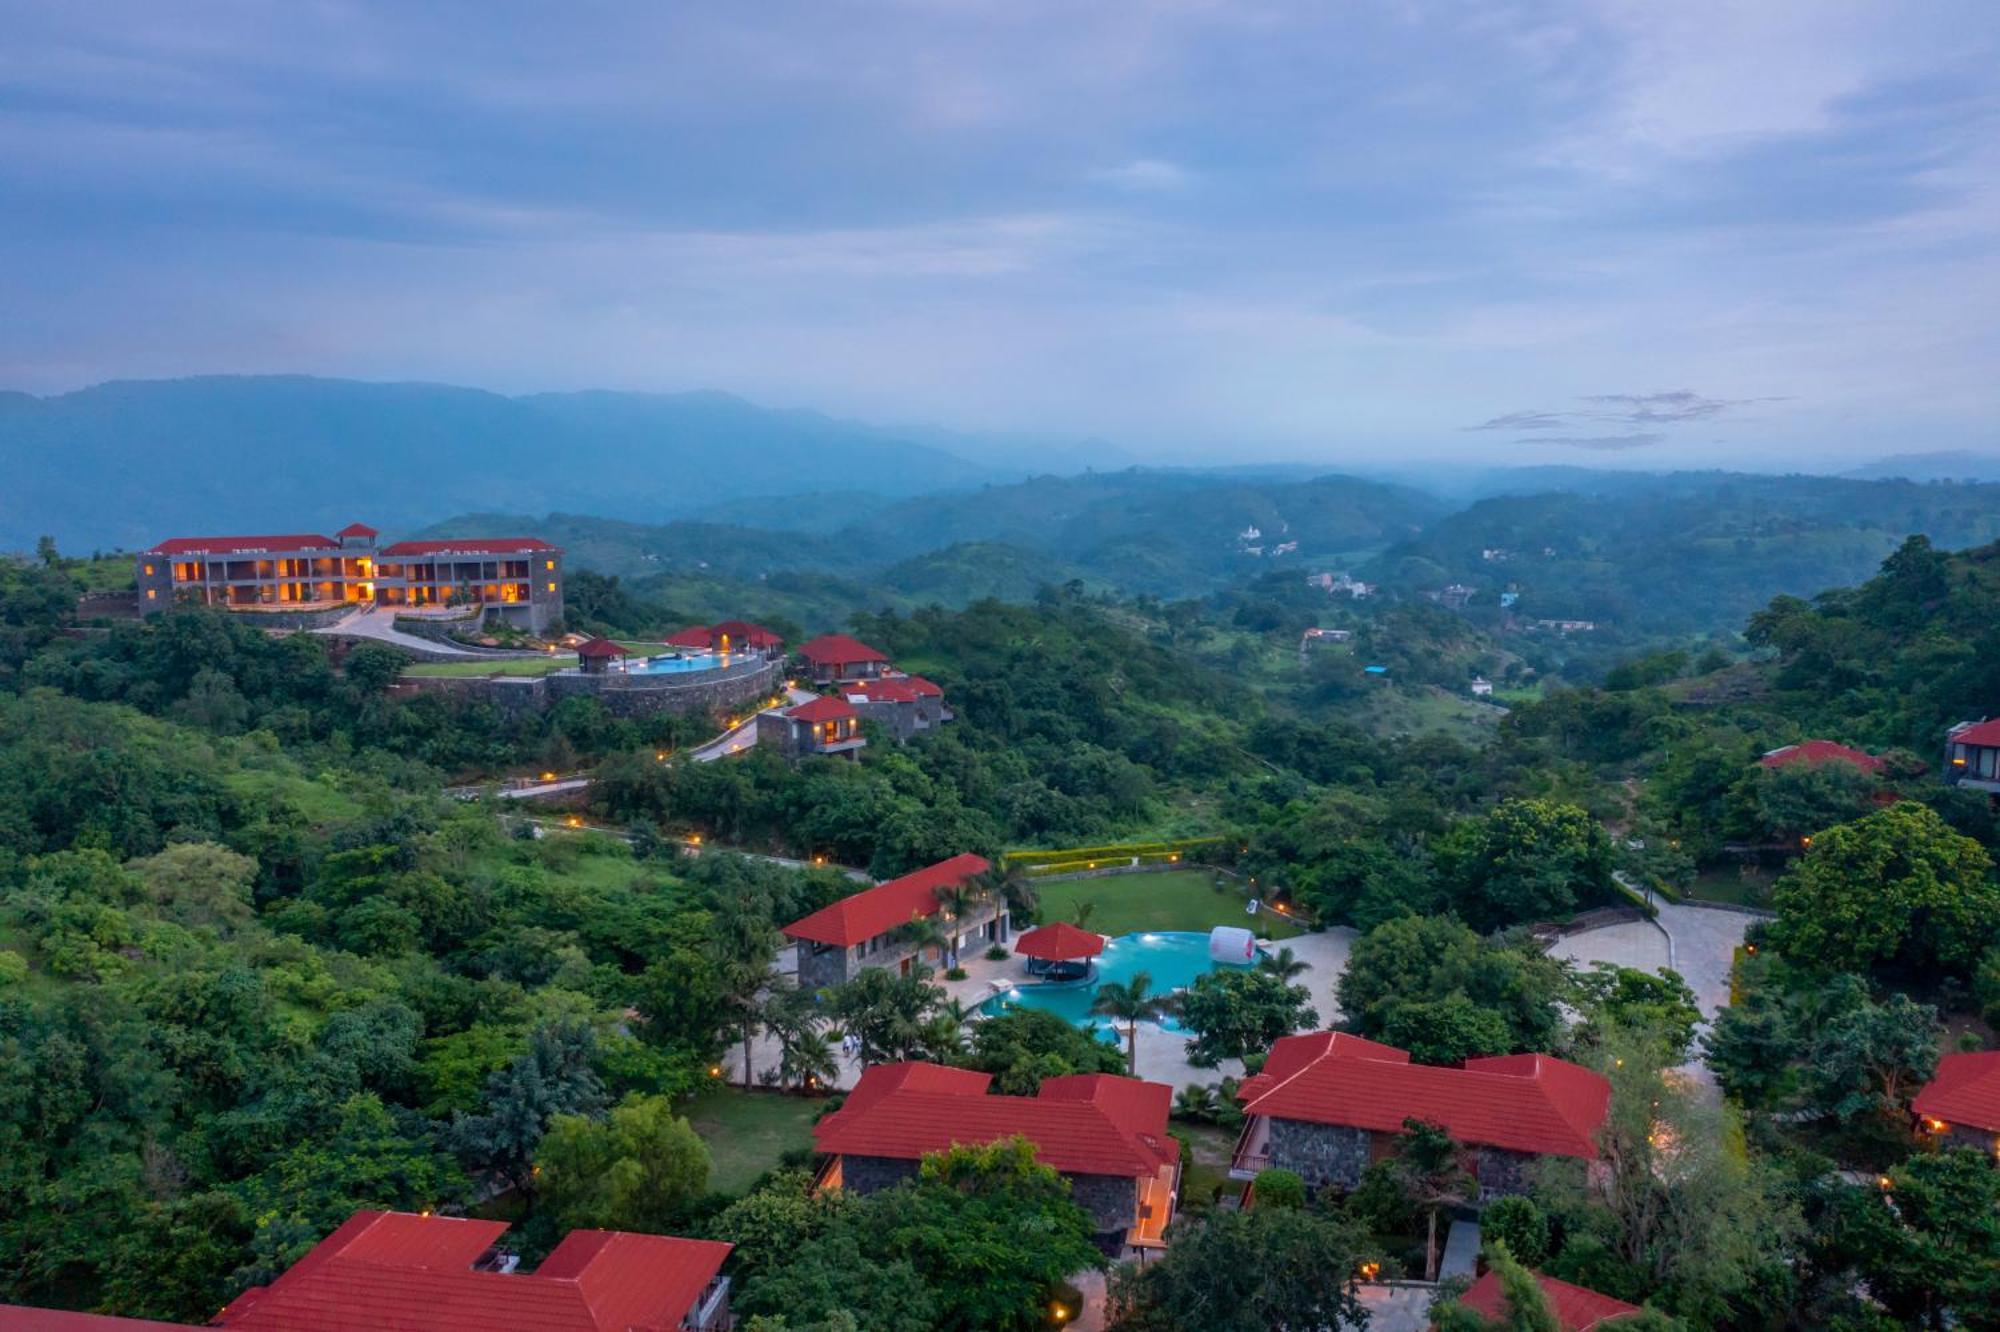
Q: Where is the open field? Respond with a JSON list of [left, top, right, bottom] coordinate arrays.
[[1033, 870, 1300, 940], [683, 1089, 823, 1196]]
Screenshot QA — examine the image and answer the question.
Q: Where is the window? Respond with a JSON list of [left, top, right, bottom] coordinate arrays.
[[545, 559, 555, 570], [145, 588, 156, 600], [143, 563, 155, 576], [546, 582, 556, 593]]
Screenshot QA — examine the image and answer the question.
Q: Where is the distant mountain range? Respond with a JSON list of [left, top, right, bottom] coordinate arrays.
[[0, 375, 1127, 551], [1842, 451, 2000, 482]]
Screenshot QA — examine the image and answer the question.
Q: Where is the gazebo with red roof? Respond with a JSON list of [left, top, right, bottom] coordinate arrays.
[[1013, 921, 1107, 980], [1453, 1268, 1643, 1330], [796, 633, 890, 683], [1230, 1032, 1610, 1197], [573, 637, 631, 675], [814, 1063, 1181, 1249], [1913, 1050, 2000, 1153], [783, 853, 1002, 989]]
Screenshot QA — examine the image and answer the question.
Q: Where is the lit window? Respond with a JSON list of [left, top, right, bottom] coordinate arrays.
[[143, 564, 155, 576], [145, 589, 156, 600], [546, 582, 556, 593], [545, 559, 555, 570]]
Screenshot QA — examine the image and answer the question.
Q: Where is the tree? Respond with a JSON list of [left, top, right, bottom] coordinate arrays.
[[1570, 964, 1701, 1062], [1432, 1240, 1560, 1332], [1436, 798, 1613, 931], [1175, 968, 1317, 1068], [1481, 1197, 1551, 1268], [1090, 970, 1172, 1075], [534, 1093, 711, 1233], [1812, 1148, 2000, 1331], [1379, 992, 1514, 1064], [1107, 1206, 1373, 1332], [1394, 1118, 1475, 1282], [961, 1007, 1125, 1094], [824, 967, 943, 1065], [1257, 946, 1309, 981], [1338, 914, 1569, 1057], [1251, 1167, 1306, 1209], [1768, 801, 2000, 979], [1798, 976, 1940, 1122], [447, 1021, 606, 1193]]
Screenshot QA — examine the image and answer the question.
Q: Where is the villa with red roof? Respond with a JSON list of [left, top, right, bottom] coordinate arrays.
[[842, 672, 951, 740], [783, 853, 1001, 989], [0, 1211, 731, 1332], [756, 693, 867, 760], [135, 522, 564, 632], [1945, 718, 2000, 792], [1446, 1268, 1643, 1330], [1913, 1051, 2000, 1153], [664, 620, 784, 653], [813, 1062, 1180, 1253], [1758, 739, 1884, 774], [795, 633, 890, 684], [1230, 1033, 1610, 1200]]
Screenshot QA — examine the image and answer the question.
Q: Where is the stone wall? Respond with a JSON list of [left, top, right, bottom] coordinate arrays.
[[1066, 1172, 1140, 1237], [547, 657, 780, 720], [797, 940, 850, 992], [1265, 1118, 1373, 1190], [841, 1154, 921, 1195], [1474, 1148, 1537, 1200]]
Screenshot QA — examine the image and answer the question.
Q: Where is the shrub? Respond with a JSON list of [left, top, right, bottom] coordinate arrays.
[[1480, 1196, 1549, 1267], [1253, 1168, 1307, 1210], [984, 945, 1010, 962], [945, 966, 969, 982]]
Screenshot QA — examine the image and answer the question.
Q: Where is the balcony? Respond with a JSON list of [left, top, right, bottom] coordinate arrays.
[[1227, 1115, 1271, 1181], [684, 1274, 732, 1331]]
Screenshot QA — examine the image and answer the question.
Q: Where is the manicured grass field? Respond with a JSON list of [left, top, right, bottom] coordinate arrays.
[[1032, 870, 1299, 940], [404, 654, 578, 678], [683, 1089, 825, 1196]]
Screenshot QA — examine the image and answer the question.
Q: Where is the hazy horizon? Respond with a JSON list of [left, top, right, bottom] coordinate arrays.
[[6, 2, 1999, 470]]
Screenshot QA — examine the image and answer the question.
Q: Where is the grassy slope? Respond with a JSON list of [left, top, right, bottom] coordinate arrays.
[[682, 1089, 823, 1195], [1034, 870, 1299, 940]]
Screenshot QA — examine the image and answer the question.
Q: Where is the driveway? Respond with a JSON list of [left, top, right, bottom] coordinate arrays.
[[313, 604, 482, 656]]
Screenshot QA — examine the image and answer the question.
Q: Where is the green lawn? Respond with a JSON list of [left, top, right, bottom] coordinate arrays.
[[1686, 867, 1776, 909], [1033, 870, 1299, 940], [683, 1089, 824, 1196]]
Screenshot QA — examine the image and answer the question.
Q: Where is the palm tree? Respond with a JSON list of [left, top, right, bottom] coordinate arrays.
[[1069, 899, 1098, 929], [1090, 971, 1171, 1076], [1174, 1082, 1221, 1122], [897, 914, 952, 969], [933, 881, 988, 967], [1257, 946, 1309, 982], [720, 959, 774, 1088], [975, 863, 1038, 928], [778, 1027, 838, 1092]]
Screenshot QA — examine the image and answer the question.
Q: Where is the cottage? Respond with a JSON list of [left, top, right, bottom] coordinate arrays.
[[783, 853, 1000, 989], [1470, 676, 1494, 697], [756, 694, 866, 760], [796, 633, 891, 684], [1452, 1268, 1643, 1330], [813, 1063, 1179, 1252], [1758, 739, 1883, 773], [1912, 1051, 2000, 1154], [664, 620, 784, 653], [0, 1210, 734, 1332], [1944, 718, 2000, 791], [842, 673, 950, 741], [573, 637, 631, 675], [1230, 1033, 1609, 1200]]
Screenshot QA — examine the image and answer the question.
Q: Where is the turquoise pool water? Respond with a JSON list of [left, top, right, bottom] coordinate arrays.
[[978, 930, 1254, 1035], [623, 652, 731, 675]]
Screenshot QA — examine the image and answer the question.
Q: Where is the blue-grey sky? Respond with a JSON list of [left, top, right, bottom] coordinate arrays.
[[4, 1, 1998, 467]]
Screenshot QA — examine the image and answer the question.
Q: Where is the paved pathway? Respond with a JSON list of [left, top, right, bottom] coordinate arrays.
[[313, 604, 484, 656], [689, 687, 817, 762]]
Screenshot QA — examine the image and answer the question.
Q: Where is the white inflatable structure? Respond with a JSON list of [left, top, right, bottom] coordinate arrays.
[[1208, 925, 1257, 965]]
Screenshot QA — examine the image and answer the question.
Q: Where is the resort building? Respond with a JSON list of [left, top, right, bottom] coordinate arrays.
[[783, 853, 1000, 990], [1912, 1051, 2000, 1154], [1758, 739, 1884, 773], [1453, 1269, 1643, 1330], [665, 621, 784, 653], [135, 522, 564, 632], [813, 1062, 1179, 1253], [795, 633, 890, 684], [756, 694, 867, 760], [1944, 718, 2000, 791], [0, 1210, 732, 1331], [840, 673, 950, 740], [1230, 1033, 1609, 1200]]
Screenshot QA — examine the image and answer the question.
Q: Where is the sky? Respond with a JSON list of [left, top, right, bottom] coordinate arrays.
[[3, 0, 1998, 469]]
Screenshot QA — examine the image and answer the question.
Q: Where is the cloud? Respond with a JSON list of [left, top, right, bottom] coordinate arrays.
[[1094, 158, 1191, 191], [1582, 390, 1747, 424], [1468, 409, 1570, 431], [1521, 433, 1667, 451]]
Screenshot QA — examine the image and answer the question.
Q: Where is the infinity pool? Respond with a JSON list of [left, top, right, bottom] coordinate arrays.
[[622, 652, 733, 675], [978, 930, 1255, 1035]]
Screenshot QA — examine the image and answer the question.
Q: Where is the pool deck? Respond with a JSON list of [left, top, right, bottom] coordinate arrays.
[[737, 926, 1357, 1093]]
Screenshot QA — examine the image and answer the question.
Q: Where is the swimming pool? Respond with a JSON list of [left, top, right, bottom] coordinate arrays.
[[978, 930, 1254, 1035], [622, 652, 732, 675]]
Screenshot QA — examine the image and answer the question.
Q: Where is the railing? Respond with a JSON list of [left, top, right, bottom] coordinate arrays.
[[1228, 1117, 1271, 1181], [684, 1274, 732, 1330]]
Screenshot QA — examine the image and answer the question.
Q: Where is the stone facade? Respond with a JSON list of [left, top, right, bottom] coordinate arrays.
[[400, 657, 781, 720], [847, 694, 950, 742], [841, 1154, 921, 1195], [1067, 1172, 1141, 1238], [1264, 1118, 1373, 1190], [793, 901, 1007, 992], [1474, 1147, 1537, 1200]]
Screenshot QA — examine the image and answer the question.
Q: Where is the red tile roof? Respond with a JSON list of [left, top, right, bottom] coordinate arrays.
[[1240, 1035, 1609, 1159], [785, 695, 858, 723], [1014, 922, 1108, 961], [379, 539, 557, 556], [574, 637, 631, 659], [900, 675, 944, 697], [1914, 1051, 2000, 1132], [664, 627, 714, 649], [710, 620, 784, 649], [1758, 740, 1884, 772], [336, 522, 380, 538], [796, 634, 888, 666], [782, 853, 990, 946], [216, 1210, 729, 1332], [143, 533, 341, 555], [843, 678, 921, 704], [1458, 1269, 1642, 1330], [1949, 718, 2000, 748], [815, 1063, 1175, 1178], [0, 1306, 191, 1329], [1237, 1031, 1409, 1102]]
